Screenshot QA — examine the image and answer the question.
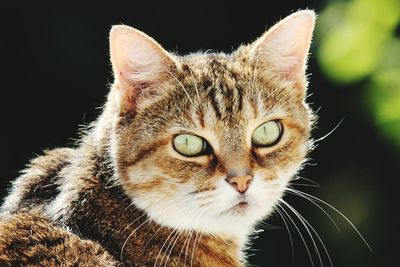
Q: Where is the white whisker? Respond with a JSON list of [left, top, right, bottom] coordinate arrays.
[[188, 67, 200, 102], [292, 176, 320, 187], [289, 183, 320, 188], [166, 69, 194, 105], [184, 230, 194, 266], [276, 203, 315, 267], [280, 199, 333, 267], [154, 228, 178, 267], [160, 229, 181, 267], [275, 206, 295, 261], [120, 195, 195, 262], [121, 213, 147, 234], [288, 188, 373, 252], [190, 207, 208, 267], [313, 118, 345, 144], [286, 188, 340, 232], [162, 205, 203, 267], [177, 230, 191, 264]]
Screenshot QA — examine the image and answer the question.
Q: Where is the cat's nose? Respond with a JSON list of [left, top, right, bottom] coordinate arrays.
[[226, 175, 253, 193]]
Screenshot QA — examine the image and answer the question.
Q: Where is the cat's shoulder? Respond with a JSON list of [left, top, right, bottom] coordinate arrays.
[[1, 148, 74, 213]]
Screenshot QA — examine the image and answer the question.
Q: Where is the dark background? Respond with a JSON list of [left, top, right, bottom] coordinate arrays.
[[1, 1, 399, 266]]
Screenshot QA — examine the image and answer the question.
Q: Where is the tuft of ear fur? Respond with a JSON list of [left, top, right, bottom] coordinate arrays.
[[250, 10, 316, 87], [109, 25, 179, 112]]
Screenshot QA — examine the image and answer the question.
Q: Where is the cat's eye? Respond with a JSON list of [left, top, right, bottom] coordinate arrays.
[[252, 120, 283, 147], [173, 134, 208, 157]]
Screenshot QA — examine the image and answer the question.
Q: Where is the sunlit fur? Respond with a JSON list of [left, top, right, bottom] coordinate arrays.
[[112, 47, 314, 251], [1, 10, 316, 266]]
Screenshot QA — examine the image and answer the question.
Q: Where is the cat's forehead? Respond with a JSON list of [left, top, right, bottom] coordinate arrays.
[[151, 54, 294, 141], [133, 52, 305, 142], [176, 52, 294, 119], [181, 52, 252, 83], [178, 54, 252, 122]]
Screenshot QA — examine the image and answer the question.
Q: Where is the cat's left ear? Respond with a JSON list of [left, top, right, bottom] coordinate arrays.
[[249, 10, 316, 89]]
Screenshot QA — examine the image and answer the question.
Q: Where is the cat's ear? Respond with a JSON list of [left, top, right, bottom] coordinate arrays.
[[109, 25, 179, 112], [249, 10, 316, 87]]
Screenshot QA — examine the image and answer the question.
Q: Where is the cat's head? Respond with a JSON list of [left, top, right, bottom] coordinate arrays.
[[107, 10, 315, 240]]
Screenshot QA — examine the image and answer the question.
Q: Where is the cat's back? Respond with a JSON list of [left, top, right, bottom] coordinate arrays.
[[1, 147, 74, 214]]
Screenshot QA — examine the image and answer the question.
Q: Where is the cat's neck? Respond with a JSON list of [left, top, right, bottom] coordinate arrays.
[[56, 167, 243, 266]]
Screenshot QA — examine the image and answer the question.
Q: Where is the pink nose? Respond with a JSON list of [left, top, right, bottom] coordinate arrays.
[[226, 175, 253, 193]]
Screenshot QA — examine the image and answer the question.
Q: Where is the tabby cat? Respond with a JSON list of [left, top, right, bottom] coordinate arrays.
[[0, 10, 316, 266]]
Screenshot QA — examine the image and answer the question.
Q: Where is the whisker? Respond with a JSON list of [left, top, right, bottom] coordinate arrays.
[[190, 207, 208, 267], [190, 231, 199, 267], [191, 232, 203, 267], [280, 200, 324, 267], [292, 176, 320, 187], [288, 188, 373, 252], [280, 199, 333, 267], [162, 206, 202, 267], [141, 222, 168, 254], [124, 201, 138, 211], [154, 228, 179, 267], [166, 69, 194, 105], [285, 188, 340, 232], [188, 67, 200, 102], [251, 51, 260, 94], [258, 221, 281, 230], [177, 230, 191, 264], [120, 216, 153, 262], [153, 197, 207, 266], [184, 230, 194, 266], [121, 213, 147, 234], [289, 183, 320, 188], [122, 196, 189, 234], [275, 206, 295, 261], [120, 196, 195, 262], [313, 118, 345, 144], [160, 229, 181, 267], [276, 203, 315, 267]]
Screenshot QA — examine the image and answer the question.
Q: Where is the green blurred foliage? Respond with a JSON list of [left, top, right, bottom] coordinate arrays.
[[367, 70, 400, 147], [317, 0, 400, 148]]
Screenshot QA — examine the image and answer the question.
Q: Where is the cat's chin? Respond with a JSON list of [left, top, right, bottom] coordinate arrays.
[[128, 170, 294, 242], [133, 195, 271, 242], [230, 201, 250, 213], [220, 199, 253, 217]]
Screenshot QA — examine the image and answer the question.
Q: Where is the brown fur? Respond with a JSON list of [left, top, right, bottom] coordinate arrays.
[[0, 11, 316, 266], [0, 211, 118, 266], [1, 147, 241, 266]]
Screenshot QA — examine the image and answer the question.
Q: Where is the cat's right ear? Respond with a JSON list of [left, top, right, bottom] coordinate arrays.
[[109, 25, 179, 113]]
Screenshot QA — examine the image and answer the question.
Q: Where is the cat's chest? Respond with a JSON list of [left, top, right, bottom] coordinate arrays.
[[63, 185, 242, 266]]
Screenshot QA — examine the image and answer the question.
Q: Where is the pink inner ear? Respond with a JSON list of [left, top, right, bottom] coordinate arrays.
[[280, 51, 306, 79], [250, 11, 315, 82], [110, 25, 179, 112], [114, 61, 155, 112]]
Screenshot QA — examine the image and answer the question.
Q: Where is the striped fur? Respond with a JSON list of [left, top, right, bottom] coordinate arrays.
[[0, 10, 316, 266], [0, 211, 118, 266]]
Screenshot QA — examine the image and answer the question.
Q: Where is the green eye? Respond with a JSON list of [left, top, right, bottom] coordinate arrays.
[[173, 134, 208, 157], [252, 120, 282, 147]]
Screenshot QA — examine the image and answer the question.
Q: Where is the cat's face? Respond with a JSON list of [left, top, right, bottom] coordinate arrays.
[[109, 11, 315, 239]]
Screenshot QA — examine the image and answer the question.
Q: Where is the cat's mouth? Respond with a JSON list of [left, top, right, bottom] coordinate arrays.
[[236, 201, 249, 207], [226, 200, 250, 215]]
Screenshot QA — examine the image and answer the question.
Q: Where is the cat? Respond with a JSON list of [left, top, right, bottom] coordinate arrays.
[[0, 10, 316, 267]]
